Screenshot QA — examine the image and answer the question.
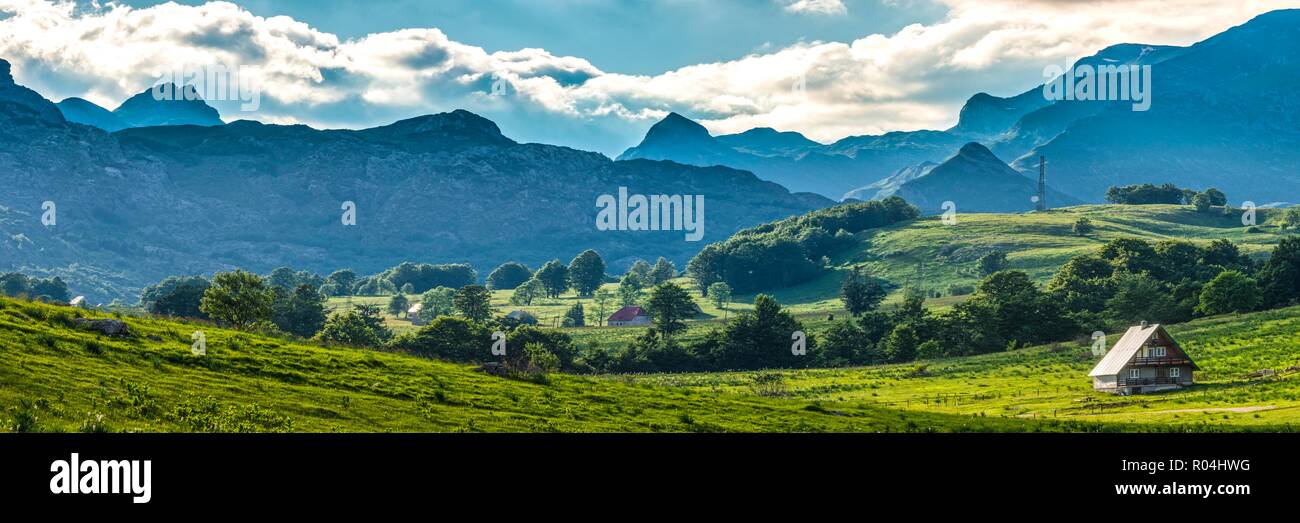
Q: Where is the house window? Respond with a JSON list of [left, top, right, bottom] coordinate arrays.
[[1129, 368, 1141, 379], [1169, 368, 1181, 378], [1152, 346, 1167, 357]]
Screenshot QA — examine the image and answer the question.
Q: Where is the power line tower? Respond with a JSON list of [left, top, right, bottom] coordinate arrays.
[[1036, 155, 1047, 212]]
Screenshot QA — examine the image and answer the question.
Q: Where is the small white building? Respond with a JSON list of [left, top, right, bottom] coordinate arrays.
[[1089, 322, 1199, 395], [407, 303, 426, 326], [69, 296, 86, 308]]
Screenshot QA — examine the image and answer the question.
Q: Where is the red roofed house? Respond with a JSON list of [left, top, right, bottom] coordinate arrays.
[[607, 306, 651, 327]]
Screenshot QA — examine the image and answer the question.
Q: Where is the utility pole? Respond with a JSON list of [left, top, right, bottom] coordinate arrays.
[[1036, 155, 1047, 212]]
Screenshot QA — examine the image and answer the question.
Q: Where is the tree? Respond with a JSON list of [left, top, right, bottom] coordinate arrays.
[[814, 320, 864, 367], [711, 294, 806, 370], [400, 283, 415, 295], [884, 323, 919, 363], [592, 287, 615, 326], [648, 257, 677, 285], [567, 250, 607, 297], [1192, 192, 1213, 212], [1202, 187, 1227, 206], [628, 259, 652, 281], [618, 272, 644, 307], [840, 267, 886, 316], [267, 267, 298, 290], [1105, 272, 1177, 326], [1197, 270, 1260, 315], [1258, 237, 1300, 308], [200, 270, 274, 331], [389, 316, 492, 361], [0, 273, 30, 297], [418, 286, 457, 321], [509, 278, 546, 306], [1281, 208, 1300, 231], [326, 269, 357, 296], [387, 293, 410, 318], [29, 276, 70, 302], [486, 262, 532, 290], [535, 260, 569, 299], [453, 285, 494, 322], [707, 282, 733, 319], [644, 282, 696, 338], [272, 284, 328, 338], [563, 302, 585, 327], [315, 306, 390, 348], [686, 245, 724, 294], [977, 252, 1009, 276], [141, 275, 210, 318], [1072, 217, 1095, 236]]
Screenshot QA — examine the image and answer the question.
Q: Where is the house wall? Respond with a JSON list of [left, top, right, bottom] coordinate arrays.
[[1093, 376, 1117, 390]]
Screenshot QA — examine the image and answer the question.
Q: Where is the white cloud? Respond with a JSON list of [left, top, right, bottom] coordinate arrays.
[[782, 0, 848, 16], [0, 0, 1296, 149]]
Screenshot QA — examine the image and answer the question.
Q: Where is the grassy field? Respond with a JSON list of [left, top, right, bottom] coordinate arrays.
[[624, 305, 1300, 429], [2, 295, 1148, 433]]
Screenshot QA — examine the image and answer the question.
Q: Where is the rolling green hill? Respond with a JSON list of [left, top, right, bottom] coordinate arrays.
[[1, 295, 1123, 433], [752, 204, 1288, 311]]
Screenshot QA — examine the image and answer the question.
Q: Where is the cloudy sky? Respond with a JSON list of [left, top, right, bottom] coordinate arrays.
[[0, 0, 1296, 155]]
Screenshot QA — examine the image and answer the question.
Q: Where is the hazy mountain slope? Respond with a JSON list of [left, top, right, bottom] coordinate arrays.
[[620, 114, 966, 199], [889, 143, 1080, 214], [112, 84, 224, 127], [842, 161, 937, 201], [947, 89, 1050, 140], [989, 43, 1188, 163], [0, 62, 829, 302], [1008, 10, 1300, 202], [55, 97, 127, 132]]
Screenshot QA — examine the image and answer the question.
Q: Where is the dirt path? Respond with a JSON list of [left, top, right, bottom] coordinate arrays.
[[1083, 405, 1278, 417]]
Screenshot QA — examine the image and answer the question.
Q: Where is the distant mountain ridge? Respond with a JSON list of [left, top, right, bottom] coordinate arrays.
[[0, 61, 829, 302], [56, 83, 224, 131], [623, 9, 1300, 207], [886, 143, 1081, 214], [618, 113, 969, 199]]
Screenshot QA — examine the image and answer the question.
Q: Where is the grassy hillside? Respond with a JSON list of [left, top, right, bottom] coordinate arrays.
[[755, 204, 1287, 310], [1, 295, 1126, 433], [626, 305, 1300, 429]]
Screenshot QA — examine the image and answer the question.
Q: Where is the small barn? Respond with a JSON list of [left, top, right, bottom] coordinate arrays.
[[407, 303, 426, 326], [1089, 321, 1199, 395], [607, 306, 651, 327]]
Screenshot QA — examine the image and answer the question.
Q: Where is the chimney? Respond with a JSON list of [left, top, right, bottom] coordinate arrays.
[[1140, 320, 1149, 328]]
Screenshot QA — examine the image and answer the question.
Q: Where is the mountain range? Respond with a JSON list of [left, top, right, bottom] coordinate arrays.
[[621, 9, 1300, 208], [56, 84, 225, 131], [0, 60, 829, 302]]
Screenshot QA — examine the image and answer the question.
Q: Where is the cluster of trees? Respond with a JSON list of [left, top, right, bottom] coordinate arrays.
[[814, 236, 1299, 368], [584, 288, 805, 373], [390, 317, 576, 376], [1104, 183, 1226, 208], [508, 250, 610, 305], [0, 272, 71, 302], [686, 197, 918, 295], [142, 270, 328, 338]]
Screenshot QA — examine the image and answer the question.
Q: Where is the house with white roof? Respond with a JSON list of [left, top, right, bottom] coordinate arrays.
[[1089, 321, 1199, 395]]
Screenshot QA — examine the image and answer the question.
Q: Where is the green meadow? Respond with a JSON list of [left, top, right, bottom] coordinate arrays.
[[628, 306, 1300, 428]]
